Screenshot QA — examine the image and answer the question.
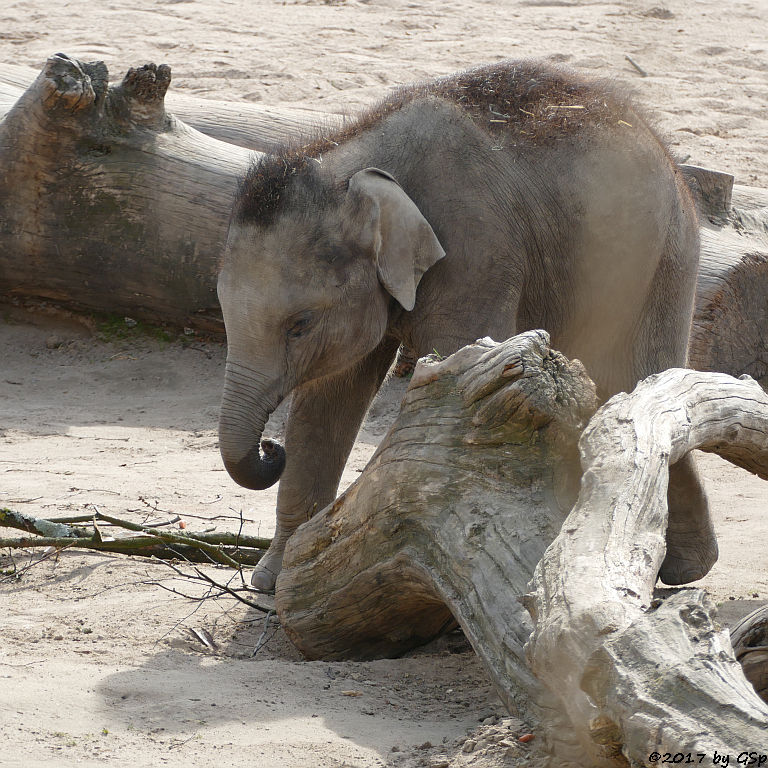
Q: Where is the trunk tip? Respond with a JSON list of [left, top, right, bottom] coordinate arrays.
[[221, 438, 286, 491]]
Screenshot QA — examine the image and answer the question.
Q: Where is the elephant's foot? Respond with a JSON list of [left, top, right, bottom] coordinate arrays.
[[250, 542, 285, 592], [659, 527, 719, 585], [658, 453, 718, 586]]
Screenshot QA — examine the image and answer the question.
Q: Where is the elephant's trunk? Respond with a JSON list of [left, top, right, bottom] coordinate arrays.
[[218, 360, 286, 490]]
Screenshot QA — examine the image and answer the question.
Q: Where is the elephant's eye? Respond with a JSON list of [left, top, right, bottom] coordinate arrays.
[[287, 314, 314, 339]]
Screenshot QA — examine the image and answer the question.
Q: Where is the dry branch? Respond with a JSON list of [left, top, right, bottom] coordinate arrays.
[[275, 332, 768, 766], [0, 534, 264, 566], [0, 506, 91, 538], [0, 507, 269, 566]]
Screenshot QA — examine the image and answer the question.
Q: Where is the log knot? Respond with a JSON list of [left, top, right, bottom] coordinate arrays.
[[41, 53, 106, 115], [108, 63, 172, 131]]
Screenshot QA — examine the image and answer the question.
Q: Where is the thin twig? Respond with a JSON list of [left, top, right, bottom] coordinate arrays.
[[193, 568, 274, 613], [624, 55, 648, 77], [0, 541, 74, 581], [252, 610, 278, 656], [149, 581, 217, 603], [136, 510, 259, 524], [150, 556, 273, 613], [154, 582, 219, 645], [46, 514, 99, 524]]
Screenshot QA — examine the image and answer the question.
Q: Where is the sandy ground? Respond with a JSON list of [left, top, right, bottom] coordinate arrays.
[[2, 1, 768, 766]]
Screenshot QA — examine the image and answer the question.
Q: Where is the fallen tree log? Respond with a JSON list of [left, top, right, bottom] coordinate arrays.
[[2, 56, 768, 374], [0, 55, 331, 334], [0, 54, 254, 333], [275, 330, 768, 766], [688, 177, 768, 379]]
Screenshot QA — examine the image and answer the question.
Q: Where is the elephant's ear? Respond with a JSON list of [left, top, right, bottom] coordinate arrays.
[[346, 167, 445, 312]]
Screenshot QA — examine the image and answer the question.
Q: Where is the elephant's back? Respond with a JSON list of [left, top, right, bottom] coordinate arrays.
[[421, 59, 643, 147]]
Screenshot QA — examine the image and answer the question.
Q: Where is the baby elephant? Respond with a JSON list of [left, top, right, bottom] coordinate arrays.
[[217, 60, 716, 592]]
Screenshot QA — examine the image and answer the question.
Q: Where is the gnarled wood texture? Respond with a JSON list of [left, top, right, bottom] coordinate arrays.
[[276, 330, 597, 763], [528, 367, 768, 765], [0, 61, 335, 149], [276, 332, 768, 766]]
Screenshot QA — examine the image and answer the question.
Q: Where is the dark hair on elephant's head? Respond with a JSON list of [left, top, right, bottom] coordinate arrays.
[[233, 153, 313, 228]]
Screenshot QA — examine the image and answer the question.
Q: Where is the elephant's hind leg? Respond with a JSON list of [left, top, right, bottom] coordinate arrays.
[[634, 211, 718, 585], [661, 452, 718, 585]]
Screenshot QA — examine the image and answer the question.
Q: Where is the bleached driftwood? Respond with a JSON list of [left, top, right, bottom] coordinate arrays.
[[730, 605, 768, 704], [528, 367, 768, 765], [275, 331, 768, 766]]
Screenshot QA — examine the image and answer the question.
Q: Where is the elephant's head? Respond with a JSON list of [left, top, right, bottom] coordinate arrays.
[[217, 163, 445, 490]]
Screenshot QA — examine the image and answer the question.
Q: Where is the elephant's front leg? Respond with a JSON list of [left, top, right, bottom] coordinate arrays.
[[250, 338, 400, 592]]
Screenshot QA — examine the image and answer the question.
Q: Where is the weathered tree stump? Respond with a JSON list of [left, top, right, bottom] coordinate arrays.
[[275, 331, 768, 766], [687, 174, 768, 379]]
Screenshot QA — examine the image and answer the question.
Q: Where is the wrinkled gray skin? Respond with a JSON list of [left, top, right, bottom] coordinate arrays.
[[218, 66, 715, 592]]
